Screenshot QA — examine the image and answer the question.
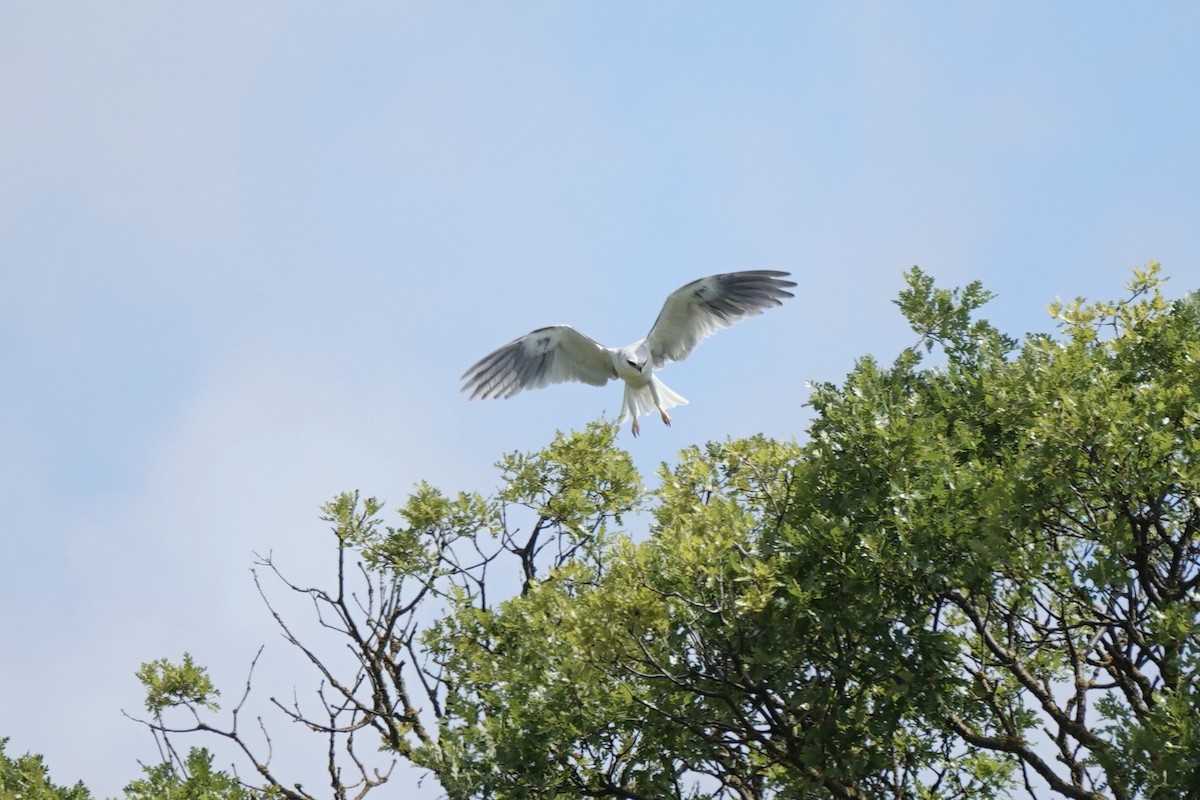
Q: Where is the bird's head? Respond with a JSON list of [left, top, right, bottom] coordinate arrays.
[[614, 344, 650, 379]]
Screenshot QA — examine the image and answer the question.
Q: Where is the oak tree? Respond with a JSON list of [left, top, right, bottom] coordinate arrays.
[[138, 265, 1199, 799]]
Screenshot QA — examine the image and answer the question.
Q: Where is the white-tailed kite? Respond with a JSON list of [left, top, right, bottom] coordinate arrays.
[[461, 270, 796, 436]]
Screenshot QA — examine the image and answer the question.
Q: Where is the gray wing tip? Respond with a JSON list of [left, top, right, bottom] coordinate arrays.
[[718, 269, 797, 288], [462, 325, 586, 400], [461, 336, 525, 399], [716, 270, 798, 306]]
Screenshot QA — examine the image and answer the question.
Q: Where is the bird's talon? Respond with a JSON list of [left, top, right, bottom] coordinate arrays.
[[661, 411, 672, 427], [631, 419, 641, 437]]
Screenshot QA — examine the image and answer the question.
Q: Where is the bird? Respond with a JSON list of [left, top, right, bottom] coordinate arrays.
[[461, 270, 796, 436]]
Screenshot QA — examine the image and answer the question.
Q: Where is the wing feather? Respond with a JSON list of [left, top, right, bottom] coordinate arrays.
[[462, 325, 617, 400], [645, 270, 796, 367]]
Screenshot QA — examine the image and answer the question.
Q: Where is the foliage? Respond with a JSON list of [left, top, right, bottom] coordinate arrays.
[[135, 264, 1200, 800], [123, 748, 256, 800], [137, 654, 220, 715], [0, 738, 92, 800], [1, 736, 256, 800]]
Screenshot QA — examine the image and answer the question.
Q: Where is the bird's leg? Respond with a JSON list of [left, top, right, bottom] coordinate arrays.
[[648, 380, 672, 428], [631, 417, 641, 437]]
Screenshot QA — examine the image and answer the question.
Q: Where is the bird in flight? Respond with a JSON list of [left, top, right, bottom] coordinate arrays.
[[461, 270, 796, 436]]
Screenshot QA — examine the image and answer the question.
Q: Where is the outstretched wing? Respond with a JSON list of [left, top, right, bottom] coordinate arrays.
[[644, 270, 796, 368], [462, 325, 617, 400]]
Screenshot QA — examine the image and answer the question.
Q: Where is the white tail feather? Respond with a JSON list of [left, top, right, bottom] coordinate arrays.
[[620, 376, 688, 421]]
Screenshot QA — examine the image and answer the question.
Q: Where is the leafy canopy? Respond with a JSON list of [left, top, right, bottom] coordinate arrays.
[[132, 264, 1199, 800]]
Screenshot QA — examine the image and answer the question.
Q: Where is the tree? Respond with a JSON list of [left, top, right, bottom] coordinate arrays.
[[0, 738, 92, 800], [122, 748, 255, 800], [137, 264, 1200, 799], [134, 422, 643, 800], [0, 735, 248, 800]]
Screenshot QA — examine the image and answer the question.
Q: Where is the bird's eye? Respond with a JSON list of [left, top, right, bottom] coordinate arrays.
[[626, 359, 639, 368]]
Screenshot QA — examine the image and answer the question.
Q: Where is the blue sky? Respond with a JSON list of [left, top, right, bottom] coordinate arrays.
[[2, 3, 1198, 797]]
